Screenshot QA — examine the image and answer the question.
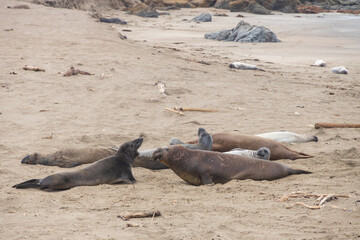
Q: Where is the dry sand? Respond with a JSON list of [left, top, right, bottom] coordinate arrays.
[[1, 1, 360, 239]]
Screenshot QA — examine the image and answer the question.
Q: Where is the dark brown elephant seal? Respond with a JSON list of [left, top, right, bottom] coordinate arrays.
[[20, 128, 212, 169], [187, 133, 313, 160], [152, 145, 311, 186], [13, 138, 143, 191]]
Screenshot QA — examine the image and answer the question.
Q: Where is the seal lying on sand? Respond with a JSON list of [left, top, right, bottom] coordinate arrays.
[[187, 133, 313, 160], [20, 128, 212, 169], [152, 146, 311, 185], [255, 131, 318, 143], [13, 138, 143, 191], [225, 147, 271, 160]]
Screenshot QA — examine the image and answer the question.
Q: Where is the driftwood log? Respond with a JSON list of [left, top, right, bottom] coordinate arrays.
[[315, 123, 360, 129], [118, 211, 161, 221]]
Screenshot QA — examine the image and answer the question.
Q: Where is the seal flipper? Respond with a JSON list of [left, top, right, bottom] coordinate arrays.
[[288, 168, 312, 175], [200, 174, 213, 185], [12, 179, 41, 189]]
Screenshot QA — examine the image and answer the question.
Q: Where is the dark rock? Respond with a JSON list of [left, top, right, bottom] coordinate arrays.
[[229, 0, 250, 12], [204, 20, 280, 42], [99, 17, 127, 24], [128, 3, 159, 18], [245, 1, 272, 14], [192, 13, 212, 22]]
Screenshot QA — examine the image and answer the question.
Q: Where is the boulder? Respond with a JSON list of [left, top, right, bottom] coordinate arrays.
[[192, 13, 212, 22], [128, 3, 159, 17], [204, 20, 280, 42], [245, 1, 272, 14]]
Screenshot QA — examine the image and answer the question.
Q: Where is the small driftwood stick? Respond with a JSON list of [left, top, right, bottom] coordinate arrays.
[[118, 211, 161, 221], [165, 108, 184, 115], [315, 123, 360, 129], [174, 107, 218, 112], [23, 65, 45, 72], [295, 202, 321, 210], [278, 192, 349, 202]]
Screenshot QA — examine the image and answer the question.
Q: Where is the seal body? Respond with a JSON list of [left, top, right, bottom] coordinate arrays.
[[332, 66, 348, 74], [13, 138, 143, 191], [311, 59, 326, 67], [169, 127, 213, 150], [255, 131, 318, 143], [229, 62, 265, 71], [225, 147, 271, 160], [187, 133, 313, 160], [152, 146, 311, 186]]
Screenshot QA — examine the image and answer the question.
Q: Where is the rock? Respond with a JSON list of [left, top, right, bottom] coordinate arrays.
[[201, 0, 218, 7], [215, 0, 232, 9], [99, 17, 127, 24], [204, 20, 280, 42], [229, 0, 250, 12], [128, 3, 159, 18], [192, 13, 212, 22], [245, 1, 272, 14]]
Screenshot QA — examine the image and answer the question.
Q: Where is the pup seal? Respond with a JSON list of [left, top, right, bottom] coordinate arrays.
[[13, 138, 143, 191], [255, 131, 318, 143], [225, 147, 271, 160], [187, 133, 313, 160], [169, 127, 213, 150], [152, 146, 311, 185]]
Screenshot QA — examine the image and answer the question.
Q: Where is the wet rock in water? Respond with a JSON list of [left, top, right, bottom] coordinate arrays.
[[99, 17, 127, 24], [192, 13, 212, 22], [128, 3, 159, 18], [204, 20, 280, 42]]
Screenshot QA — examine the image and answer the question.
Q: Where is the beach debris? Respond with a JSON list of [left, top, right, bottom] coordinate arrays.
[[229, 62, 265, 71], [311, 59, 326, 67], [293, 112, 300, 116], [42, 133, 53, 140], [155, 81, 166, 97], [118, 33, 127, 40], [173, 107, 218, 112], [7, 5, 30, 9], [126, 223, 141, 227], [278, 191, 350, 210], [332, 66, 348, 74], [118, 211, 161, 221], [165, 108, 184, 115], [192, 13, 212, 22], [214, 13, 229, 17], [314, 122, 360, 129], [205, 20, 280, 43], [23, 65, 45, 72], [99, 17, 127, 25], [236, 14, 245, 17], [63, 67, 94, 77], [10, 72, 17, 75], [4, 28, 14, 31]]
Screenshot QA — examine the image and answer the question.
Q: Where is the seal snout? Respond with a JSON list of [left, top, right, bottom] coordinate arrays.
[[152, 147, 168, 161], [313, 136, 319, 142], [133, 137, 144, 149]]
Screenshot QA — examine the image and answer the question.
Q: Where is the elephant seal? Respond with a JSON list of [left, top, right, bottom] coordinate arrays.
[[225, 147, 271, 160], [255, 131, 318, 143], [13, 138, 143, 191], [187, 133, 313, 160], [20, 128, 212, 169], [152, 146, 311, 185], [169, 127, 213, 150]]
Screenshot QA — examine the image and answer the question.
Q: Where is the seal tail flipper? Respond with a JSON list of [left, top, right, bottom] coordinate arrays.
[[294, 151, 314, 159], [12, 179, 41, 189], [288, 169, 312, 175]]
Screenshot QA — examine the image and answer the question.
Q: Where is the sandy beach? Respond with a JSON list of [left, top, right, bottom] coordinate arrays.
[[1, 0, 360, 239]]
